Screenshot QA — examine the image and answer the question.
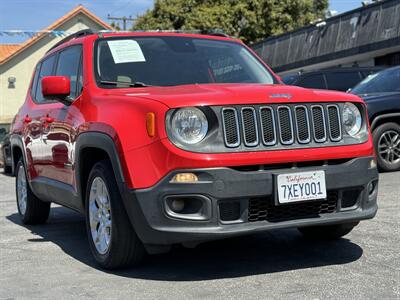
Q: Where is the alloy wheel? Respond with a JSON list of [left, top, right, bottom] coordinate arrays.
[[89, 177, 112, 255], [378, 130, 400, 165], [16, 164, 28, 215]]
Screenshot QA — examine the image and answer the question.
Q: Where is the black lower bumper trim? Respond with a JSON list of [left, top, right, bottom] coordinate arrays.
[[120, 156, 378, 245]]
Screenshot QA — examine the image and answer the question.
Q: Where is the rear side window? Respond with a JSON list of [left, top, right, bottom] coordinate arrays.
[[55, 46, 82, 99], [298, 74, 327, 89], [325, 72, 362, 91], [35, 55, 56, 103], [30, 63, 41, 98]]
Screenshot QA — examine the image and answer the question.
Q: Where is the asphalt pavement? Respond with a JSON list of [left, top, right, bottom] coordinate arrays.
[[0, 170, 399, 299]]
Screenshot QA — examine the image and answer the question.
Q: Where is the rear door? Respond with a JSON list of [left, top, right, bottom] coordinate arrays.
[[325, 71, 362, 91], [297, 73, 327, 89]]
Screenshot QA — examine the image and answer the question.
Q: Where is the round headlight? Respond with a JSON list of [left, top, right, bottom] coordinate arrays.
[[171, 107, 208, 144], [342, 102, 362, 136]]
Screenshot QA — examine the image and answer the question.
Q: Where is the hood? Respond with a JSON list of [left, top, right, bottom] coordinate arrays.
[[106, 83, 362, 108]]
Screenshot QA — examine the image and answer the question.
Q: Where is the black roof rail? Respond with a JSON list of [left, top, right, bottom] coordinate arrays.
[[46, 29, 94, 53], [109, 29, 230, 37], [201, 29, 229, 37]]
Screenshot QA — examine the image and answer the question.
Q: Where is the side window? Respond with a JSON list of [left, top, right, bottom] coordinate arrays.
[[35, 55, 56, 103], [30, 63, 41, 98], [299, 74, 327, 89], [325, 72, 362, 91], [55, 46, 82, 99]]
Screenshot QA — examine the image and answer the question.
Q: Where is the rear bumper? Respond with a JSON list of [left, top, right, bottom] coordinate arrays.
[[121, 156, 378, 246]]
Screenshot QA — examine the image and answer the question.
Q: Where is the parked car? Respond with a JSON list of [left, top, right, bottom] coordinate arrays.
[[351, 66, 400, 172], [10, 30, 378, 269], [282, 67, 385, 91], [1, 134, 12, 174]]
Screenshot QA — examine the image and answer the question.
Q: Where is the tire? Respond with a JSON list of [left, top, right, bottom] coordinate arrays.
[[4, 165, 12, 174], [15, 159, 50, 224], [297, 222, 359, 240], [85, 160, 146, 269], [373, 122, 400, 172]]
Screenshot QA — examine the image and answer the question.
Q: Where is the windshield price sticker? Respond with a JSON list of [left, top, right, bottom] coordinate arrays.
[[107, 40, 146, 64], [277, 170, 327, 204]]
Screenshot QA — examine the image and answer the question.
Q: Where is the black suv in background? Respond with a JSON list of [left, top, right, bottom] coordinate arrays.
[[1, 133, 12, 174], [282, 67, 385, 92], [351, 66, 400, 172]]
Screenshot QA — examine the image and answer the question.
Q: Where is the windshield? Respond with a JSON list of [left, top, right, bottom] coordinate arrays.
[[94, 36, 276, 87], [351, 67, 400, 95]]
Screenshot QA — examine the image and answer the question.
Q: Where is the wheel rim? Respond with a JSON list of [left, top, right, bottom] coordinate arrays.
[[16, 164, 27, 216], [378, 130, 400, 165], [89, 177, 112, 255]]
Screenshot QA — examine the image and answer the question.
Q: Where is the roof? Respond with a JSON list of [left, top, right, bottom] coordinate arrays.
[[0, 5, 113, 65], [0, 44, 21, 62]]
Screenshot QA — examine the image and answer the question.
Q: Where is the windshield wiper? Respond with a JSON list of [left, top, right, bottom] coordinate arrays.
[[99, 80, 151, 88]]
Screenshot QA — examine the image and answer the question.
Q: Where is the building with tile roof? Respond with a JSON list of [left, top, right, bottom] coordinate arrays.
[[0, 5, 113, 131]]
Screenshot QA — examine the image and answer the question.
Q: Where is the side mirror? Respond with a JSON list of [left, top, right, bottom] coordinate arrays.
[[42, 76, 73, 105]]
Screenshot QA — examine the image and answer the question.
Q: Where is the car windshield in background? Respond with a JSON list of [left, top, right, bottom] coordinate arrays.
[[281, 74, 300, 85], [351, 67, 400, 95], [95, 36, 275, 87]]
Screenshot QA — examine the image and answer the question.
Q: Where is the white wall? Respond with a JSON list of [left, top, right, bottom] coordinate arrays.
[[0, 13, 108, 124]]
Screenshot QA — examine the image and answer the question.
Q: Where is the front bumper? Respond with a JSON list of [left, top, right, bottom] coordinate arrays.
[[121, 156, 378, 246]]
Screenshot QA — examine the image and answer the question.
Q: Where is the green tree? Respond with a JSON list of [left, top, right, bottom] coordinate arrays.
[[110, 21, 121, 31], [133, 0, 328, 44]]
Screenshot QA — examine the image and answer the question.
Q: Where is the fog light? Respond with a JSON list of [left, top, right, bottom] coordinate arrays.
[[368, 181, 376, 195], [170, 173, 198, 183], [171, 199, 185, 212], [369, 158, 377, 169]]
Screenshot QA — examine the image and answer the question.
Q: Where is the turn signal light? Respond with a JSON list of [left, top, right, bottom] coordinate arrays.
[[170, 173, 198, 183], [369, 158, 377, 169], [146, 112, 155, 137]]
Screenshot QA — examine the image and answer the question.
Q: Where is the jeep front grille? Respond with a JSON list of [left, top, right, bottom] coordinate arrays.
[[221, 103, 343, 149]]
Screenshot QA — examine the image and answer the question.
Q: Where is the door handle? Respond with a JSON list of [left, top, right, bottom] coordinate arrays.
[[45, 116, 54, 123], [24, 116, 32, 123], [42, 116, 54, 123]]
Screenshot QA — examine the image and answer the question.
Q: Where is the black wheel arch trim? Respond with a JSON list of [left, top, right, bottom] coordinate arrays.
[[75, 132, 127, 208], [9, 134, 41, 199], [10, 134, 26, 174], [75, 132, 147, 235], [371, 113, 400, 131]]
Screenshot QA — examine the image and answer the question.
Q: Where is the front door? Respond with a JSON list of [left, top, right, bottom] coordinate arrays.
[[25, 54, 57, 180], [44, 45, 83, 187]]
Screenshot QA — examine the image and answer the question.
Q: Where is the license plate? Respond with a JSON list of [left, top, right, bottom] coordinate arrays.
[[277, 170, 327, 204]]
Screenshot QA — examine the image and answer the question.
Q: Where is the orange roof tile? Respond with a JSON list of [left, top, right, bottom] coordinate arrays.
[[0, 44, 21, 61], [0, 5, 113, 65]]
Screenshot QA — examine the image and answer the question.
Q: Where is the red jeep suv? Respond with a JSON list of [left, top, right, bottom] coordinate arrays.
[[10, 30, 379, 269]]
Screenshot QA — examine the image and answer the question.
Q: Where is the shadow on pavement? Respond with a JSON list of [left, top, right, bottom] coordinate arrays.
[[7, 206, 363, 281]]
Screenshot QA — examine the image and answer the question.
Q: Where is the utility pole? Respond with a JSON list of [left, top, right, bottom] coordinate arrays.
[[107, 15, 136, 31]]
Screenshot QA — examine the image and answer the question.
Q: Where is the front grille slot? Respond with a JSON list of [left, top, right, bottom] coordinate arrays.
[[241, 107, 259, 146], [327, 105, 342, 141], [248, 191, 338, 223], [277, 106, 294, 144], [222, 108, 240, 147], [311, 105, 327, 142], [260, 107, 276, 146], [295, 106, 310, 143]]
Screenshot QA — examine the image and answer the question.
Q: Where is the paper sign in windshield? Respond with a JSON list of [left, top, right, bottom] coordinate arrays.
[[107, 40, 146, 64]]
